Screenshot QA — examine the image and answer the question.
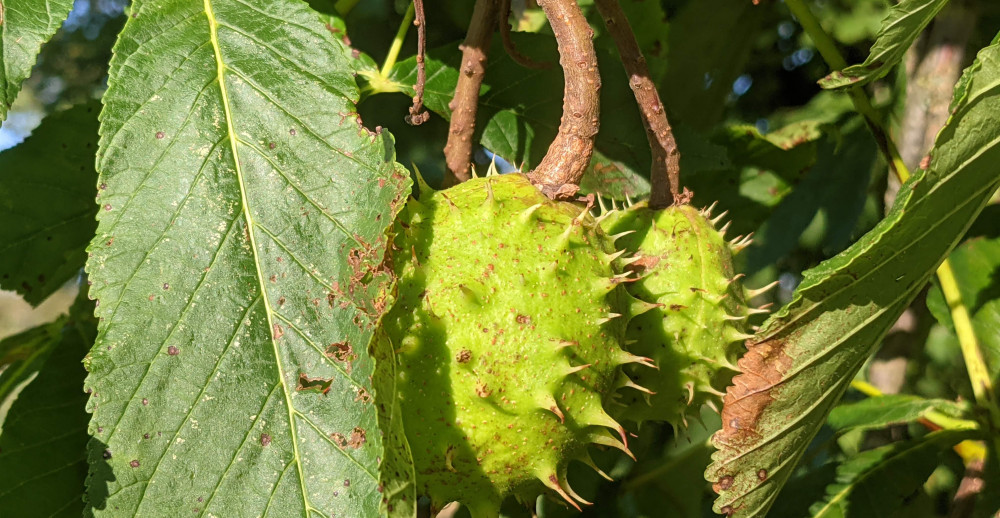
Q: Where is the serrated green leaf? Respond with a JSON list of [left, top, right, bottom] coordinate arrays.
[[819, 0, 949, 90], [0, 103, 100, 306], [927, 233, 1000, 384], [83, 0, 410, 515], [809, 429, 975, 518], [0, 0, 75, 121], [827, 395, 964, 433], [706, 39, 1000, 518], [0, 292, 95, 518]]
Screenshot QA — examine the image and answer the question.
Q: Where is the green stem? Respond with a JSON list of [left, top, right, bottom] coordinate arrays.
[[788, 0, 1000, 464], [380, 2, 416, 79], [937, 262, 1000, 426]]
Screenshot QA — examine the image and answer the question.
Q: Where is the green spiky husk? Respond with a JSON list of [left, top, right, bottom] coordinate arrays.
[[381, 174, 638, 516], [607, 201, 750, 429]]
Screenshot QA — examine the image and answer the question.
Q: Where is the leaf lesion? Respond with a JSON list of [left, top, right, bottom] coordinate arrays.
[[273, 314, 366, 388]]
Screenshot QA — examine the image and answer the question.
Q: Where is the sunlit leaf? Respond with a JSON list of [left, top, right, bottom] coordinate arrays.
[[83, 0, 410, 515], [706, 38, 1000, 518], [0, 0, 74, 121], [819, 0, 949, 90]]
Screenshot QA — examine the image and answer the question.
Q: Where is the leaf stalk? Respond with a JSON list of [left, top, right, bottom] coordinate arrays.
[[379, 2, 416, 79]]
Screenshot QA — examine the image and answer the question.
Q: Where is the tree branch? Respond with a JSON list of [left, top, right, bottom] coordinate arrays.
[[442, 0, 498, 186], [406, 0, 430, 126], [594, 0, 682, 208], [498, 0, 550, 69], [528, 0, 601, 200]]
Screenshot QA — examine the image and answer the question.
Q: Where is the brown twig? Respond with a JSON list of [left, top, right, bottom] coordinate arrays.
[[442, 0, 498, 186], [498, 0, 551, 69], [406, 0, 430, 126], [527, 0, 601, 200], [949, 458, 985, 518], [594, 0, 681, 208]]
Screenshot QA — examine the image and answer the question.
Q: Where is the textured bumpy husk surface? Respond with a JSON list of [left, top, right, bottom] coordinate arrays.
[[381, 174, 642, 516], [607, 202, 751, 430]]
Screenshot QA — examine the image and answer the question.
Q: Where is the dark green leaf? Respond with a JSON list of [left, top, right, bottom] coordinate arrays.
[[0, 103, 100, 306], [744, 115, 879, 273], [662, 0, 767, 130], [0, 293, 95, 518], [827, 395, 965, 432], [83, 0, 410, 515], [0, 0, 75, 121], [809, 429, 976, 517], [684, 124, 820, 241], [707, 39, 1000, 518], [624, 411, 721, 518], [819, 0, 950, 90], [0, 312, 64, 409]]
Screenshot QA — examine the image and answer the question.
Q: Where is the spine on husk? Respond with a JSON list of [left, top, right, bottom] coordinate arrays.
[[602, 199, 771, 430]]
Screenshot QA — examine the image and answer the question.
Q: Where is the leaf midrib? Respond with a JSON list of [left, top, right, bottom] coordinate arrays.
[[202, 0, 312, 514]]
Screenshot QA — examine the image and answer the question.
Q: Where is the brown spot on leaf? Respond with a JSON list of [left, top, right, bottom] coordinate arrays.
[[716, 336, 794, 449], [348, 427, 366, 449], [167, 346, 179, 356], [260, 433, 271, 447], [757, 468, 768, 481], [456, 350, 472, 363], [331, 433, 348, 448], [272, 323, 284, 340], [130, 459, 140, 468]]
